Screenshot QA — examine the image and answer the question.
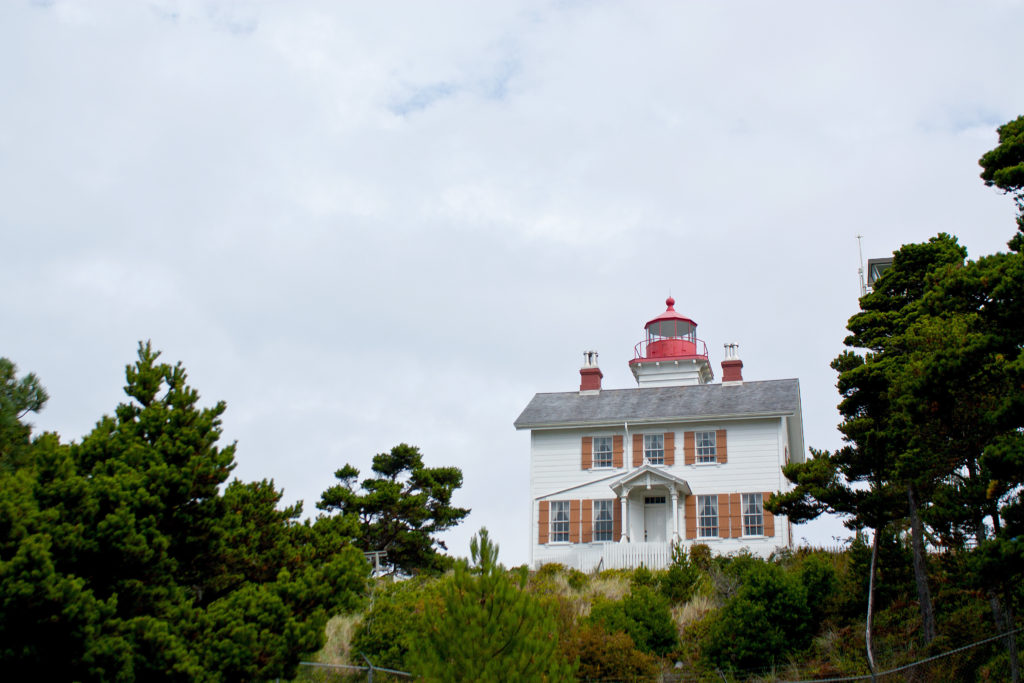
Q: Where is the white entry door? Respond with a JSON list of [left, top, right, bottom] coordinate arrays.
[[643, 496, 667, 542]]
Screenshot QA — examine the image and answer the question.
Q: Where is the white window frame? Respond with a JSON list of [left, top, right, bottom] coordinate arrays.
[[550, 501, 570, 543], [593, 499, 614, 542], [742, 493, 764, 536], [695, 431, 717, 463], [697, 495, 719, 538], [644, 433, 664, 465], [593, 436, 613, 468]]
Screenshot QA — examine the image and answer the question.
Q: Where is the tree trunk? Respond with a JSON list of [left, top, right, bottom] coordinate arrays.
[[907, 484, 936, 644], [866, 530, 879, 682]]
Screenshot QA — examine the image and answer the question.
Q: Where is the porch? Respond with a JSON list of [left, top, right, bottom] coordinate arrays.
[[545, 541, 676, 572]]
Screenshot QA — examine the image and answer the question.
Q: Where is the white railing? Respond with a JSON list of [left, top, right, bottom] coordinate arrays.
[[546, 542, 674, 572]]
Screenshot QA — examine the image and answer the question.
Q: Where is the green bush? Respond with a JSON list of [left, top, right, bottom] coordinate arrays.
[[660, 548, 700, 604], [566, 568, 589, 591], [590, 585, 678, 656], [689, 543, 712, 570], [797, 553, 839, 625], [350, 577, 442, 671], [702, 560, 811, 672]]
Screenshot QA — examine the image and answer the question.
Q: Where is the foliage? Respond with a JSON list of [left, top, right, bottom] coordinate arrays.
[[0, 358, 48, 470], [349, 577, 443, 671], [564, 623, 659, 682], [318, 443, 469, 576], [589, 584, 679, 656], [659, 546, 701, 604], [0, 344, 367, 681], [702, 559, 812, 672], [409, 528, 575, 682]]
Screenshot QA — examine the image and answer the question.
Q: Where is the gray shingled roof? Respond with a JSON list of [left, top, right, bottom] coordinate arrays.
[[513, 379, 801, 429]]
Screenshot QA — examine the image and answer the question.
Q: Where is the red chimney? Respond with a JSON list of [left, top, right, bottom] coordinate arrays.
[[580, 350, 603, 392], [721, 343, 743, 382]]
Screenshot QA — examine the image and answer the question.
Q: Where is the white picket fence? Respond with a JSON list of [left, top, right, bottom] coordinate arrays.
[[546, 542, 674, 572]]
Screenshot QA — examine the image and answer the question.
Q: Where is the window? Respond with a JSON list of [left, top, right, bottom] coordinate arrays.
[[593, 436, 613, 468], [550, 501, 570, 542], [644, 434, 664, 465], [593, 500, 614, 541], [695, 431, 717, 463], [697, 495, 718, 538], [742, 493, 764, 536]]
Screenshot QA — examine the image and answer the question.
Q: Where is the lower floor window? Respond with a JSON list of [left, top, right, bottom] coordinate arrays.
[[697, 495, 718, 538], [742, 493, 764, 536], [550, 501, 570, 542], [593, 500, 614, 541]]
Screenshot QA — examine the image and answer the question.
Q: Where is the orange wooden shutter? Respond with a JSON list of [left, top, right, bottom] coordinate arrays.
[[763, 492, 775, 537], [685, 496, 696, 539], [729, 493, 742, 538], [613, 498, 622, 540], [570, 500, 581, 543], [582, 500, 593, 543], [664, 432, 675, 466], [538, 501, 549, 544], [717, 429, 728, 464], [632, 434, 643, 467], [684, 432, 695, 465], [612, 435, 624, 468], [581, 436, 592, 470]]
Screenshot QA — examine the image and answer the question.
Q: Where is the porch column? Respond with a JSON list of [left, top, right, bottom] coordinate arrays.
[[670, 489, 680, 542], [619, 492, 629, 542]]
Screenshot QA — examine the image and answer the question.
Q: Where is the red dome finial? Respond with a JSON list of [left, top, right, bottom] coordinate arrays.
[[666, 296, 675, 309]]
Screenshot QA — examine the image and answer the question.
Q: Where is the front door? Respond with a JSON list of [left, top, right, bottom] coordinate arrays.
[[643, 495, 667, 542]]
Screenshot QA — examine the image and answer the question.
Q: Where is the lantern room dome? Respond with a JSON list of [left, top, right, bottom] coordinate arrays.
[[630, 297, 713, 386]]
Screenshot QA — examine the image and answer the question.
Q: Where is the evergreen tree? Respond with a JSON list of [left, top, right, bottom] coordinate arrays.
[[409, 528, 575, 682], [318, 443, 469, 575], [0, 343, 367, 680]]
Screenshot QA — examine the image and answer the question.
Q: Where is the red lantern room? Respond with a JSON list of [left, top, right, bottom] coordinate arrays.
[[629, 297, 713, 386]]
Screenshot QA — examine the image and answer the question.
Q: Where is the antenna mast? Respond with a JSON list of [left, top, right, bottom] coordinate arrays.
[[857, 235, 867, 297]]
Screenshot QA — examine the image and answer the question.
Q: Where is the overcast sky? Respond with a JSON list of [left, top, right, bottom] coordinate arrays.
[[3, 1, 1024, 566]]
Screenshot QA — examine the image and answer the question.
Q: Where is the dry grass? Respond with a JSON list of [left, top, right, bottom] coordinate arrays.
[[673, 593, 715, 629], [315, 613, 362, 666], [586, 573, 630, 602]]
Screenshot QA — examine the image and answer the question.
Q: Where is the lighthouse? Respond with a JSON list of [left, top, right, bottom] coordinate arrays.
[[629, 297, 713, 387]]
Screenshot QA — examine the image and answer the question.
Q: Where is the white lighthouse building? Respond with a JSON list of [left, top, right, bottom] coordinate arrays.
[[514, 298, 805, 570]]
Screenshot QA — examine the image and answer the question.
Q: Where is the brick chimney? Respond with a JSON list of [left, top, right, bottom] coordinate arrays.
[[721, 343, 743, 383], [579, 350, 603, 392]]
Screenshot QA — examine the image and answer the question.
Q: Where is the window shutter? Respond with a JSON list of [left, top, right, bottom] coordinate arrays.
[[729, 492, 742, 538], [664, 432, 675, 466], [569, 500, 581, 543], [632, 434, 643, 467], [582, 499, 593, 543], [538, 501, 549, 544], [685, 496, 696, 539], [717, 429, 728, 464], [613, 435, 624, 468], [763, 492, 775, 537], [684, 431, 696, 465], [581, 436, 592, 470], [613, 498, 622, 540]]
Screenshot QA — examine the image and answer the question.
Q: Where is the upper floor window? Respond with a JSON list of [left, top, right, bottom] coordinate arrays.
[[550, 501, 570, 543], [697, 495, 719, 538], [593, 500, 614, 541], [644, 434, 664, 465], [593, 436, 613, 468], [741, 493, 764, 536], [695, 431, 717, 463]]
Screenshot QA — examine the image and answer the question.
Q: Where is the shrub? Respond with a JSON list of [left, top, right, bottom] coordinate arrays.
[[349, 577, 442, 671], [590, 585, 679, 656], [565, 623, 659, 681], [702, 561, 811, 672]]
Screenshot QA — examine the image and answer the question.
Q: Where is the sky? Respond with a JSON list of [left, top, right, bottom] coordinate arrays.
[[3, 0, 1024, 567]]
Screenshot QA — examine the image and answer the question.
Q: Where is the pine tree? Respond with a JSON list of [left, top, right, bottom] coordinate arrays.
[[409, 528, 576, 682]]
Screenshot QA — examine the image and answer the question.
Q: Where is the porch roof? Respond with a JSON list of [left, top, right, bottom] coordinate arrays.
[[609, 464, 691, 497]]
